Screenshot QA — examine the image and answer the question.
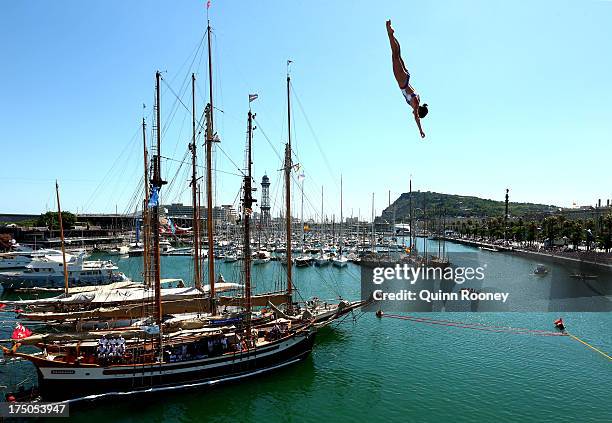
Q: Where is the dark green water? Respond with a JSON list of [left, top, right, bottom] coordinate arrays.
[[2, 240, 611, 422]]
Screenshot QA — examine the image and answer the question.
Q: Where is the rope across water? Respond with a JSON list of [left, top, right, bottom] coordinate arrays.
[[381, 314, 566, 336], [381, 314, 612, 361]]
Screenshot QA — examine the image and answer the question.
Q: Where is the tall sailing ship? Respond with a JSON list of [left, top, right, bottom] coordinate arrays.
[[2, 65, 317, 402], [1, 18, 367, 402]]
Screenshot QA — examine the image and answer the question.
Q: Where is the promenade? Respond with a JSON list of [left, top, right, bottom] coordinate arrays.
[[443, 236, 612, 270]]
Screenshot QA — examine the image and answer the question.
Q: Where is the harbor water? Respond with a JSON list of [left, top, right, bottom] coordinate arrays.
[[1, 239, 610, 422]]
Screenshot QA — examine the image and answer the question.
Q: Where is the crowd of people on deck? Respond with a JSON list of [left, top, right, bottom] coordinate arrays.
[[163, 324, 291, 363], [78, 320, 292, 366], [264, 322, 288, 342], [96, 336, 126, 363], [163, 335, 231, 363]]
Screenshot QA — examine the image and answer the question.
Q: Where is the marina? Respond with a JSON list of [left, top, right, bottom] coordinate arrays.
[[1, 1, 611, 421], [0, 239, 610, 420]]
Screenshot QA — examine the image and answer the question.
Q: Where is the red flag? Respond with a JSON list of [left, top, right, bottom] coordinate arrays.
[[11, 323, 32, 340], [207, 0, 211, 9]]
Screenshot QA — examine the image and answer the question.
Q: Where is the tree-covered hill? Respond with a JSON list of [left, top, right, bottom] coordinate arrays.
[[378, 191, 558, 222]]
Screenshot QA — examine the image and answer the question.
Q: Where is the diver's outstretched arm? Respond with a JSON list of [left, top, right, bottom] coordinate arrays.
[[413, 109, 426, 139]]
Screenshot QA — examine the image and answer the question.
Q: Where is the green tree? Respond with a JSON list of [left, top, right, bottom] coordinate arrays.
[[569, 220, 583, 250], [36, 211, 76, 230], [543, 216, 559, 246], [526, 221, 537, 246], [601, 213, 612, 252]]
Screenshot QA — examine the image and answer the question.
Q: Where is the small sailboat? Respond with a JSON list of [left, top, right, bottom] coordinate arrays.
[[253, 250, 271, 265], [295, 175, 311, 268], [331, 255, 349, 268], [331, 175, 348, 269], [314, 251, 331, 266], [295, 255, 311, 267], [223, 252, 239, 263]]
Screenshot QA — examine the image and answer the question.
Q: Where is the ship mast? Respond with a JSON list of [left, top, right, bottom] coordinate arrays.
[[243, 109, 256, 335], [371, 192, 375, 250], [141, 118, 150, 286], [300, 177, 304, 252], [409, 177, 413, 256], [339, 174, 343, 254], [205, 21, 217, 313], [152, 70, 166, 327], [142, 118, 149, 206], [55, 181, 69, 296], [190, 73, 202, 290], [321, 185, 324, 237], [284, 63, 293, 300]]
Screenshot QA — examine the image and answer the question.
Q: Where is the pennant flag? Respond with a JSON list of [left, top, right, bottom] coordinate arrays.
[[12, 323, 32, 340], [148, 186, 159, 208], [206, 0, 211, 9], [249, 94, 258, 103]]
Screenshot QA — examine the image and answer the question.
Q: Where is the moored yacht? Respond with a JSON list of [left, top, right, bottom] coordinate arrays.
[[0, 248, 82, 271], [0, 251, 129, 291]]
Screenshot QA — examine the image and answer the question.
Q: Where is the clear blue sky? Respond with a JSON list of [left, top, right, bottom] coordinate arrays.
[[1, 0, 611, 220]]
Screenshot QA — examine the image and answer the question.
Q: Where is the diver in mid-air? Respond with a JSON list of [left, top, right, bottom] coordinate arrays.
[[386, 20, 428, 139]]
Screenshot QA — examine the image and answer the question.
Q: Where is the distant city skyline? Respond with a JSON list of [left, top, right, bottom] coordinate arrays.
[[1, 0, 610, 219]]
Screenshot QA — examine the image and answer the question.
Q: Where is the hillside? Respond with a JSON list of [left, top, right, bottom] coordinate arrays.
[[378, 191, 558, 222]]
